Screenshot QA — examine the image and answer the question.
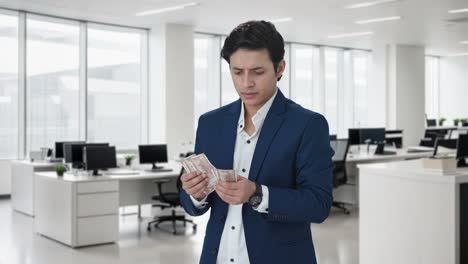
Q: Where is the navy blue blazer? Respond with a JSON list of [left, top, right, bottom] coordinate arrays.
[[180, 90, 334, 264]]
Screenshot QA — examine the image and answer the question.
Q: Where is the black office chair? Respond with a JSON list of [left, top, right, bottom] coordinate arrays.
[[147, 153, 197, 235], [329, 134, 337, 140], [330, 139, 351, 215], [419, 130, 446, 147]]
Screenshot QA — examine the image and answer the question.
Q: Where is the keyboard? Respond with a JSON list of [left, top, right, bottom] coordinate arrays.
[[145, 168, 173, 173], [375, 150, 397, 156], [106, 169, 139, 175]]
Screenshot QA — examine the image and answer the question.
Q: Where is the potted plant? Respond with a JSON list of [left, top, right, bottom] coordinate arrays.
[[124, 154, 135, 167], [55, 164, 66, 177], [454, 118, 461, 126], [438, 117, 446, 126], [461, 118, 468, 126]]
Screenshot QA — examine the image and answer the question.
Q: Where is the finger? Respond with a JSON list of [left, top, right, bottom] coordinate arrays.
[[215, 183, 237, 198], [184, 174, 207, 189], [181, 171, 201, 182], [217, 180, 239, 191], [193, 186, 209, 199], [216, 188, 234, 204], [188, 178, 208, 196]]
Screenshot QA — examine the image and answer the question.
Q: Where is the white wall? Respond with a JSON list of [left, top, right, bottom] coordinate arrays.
[[439, 57, 468, 120], [0, 161, 12, 195]]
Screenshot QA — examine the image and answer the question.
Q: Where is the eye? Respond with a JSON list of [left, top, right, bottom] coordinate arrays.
[[233, 71, 241, 75], [255, 71, 264, 75]]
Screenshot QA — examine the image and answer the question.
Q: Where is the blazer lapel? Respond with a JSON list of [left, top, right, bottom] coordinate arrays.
[[248, 90, 287, 182], [219, 99, 241, 170]]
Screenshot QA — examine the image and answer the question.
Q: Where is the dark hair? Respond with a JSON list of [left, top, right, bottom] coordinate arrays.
[[221, 20, 285, 81]]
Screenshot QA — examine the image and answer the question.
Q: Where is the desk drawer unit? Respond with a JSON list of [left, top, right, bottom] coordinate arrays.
[[77, 215, 118, 246], [77, 192, 119, 217]]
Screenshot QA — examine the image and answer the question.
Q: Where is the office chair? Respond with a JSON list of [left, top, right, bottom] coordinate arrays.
[[147, 152, 197, 235], [329, 134, 337, 141], [419, 130, 446, 147], [330, 139, 351, 215]]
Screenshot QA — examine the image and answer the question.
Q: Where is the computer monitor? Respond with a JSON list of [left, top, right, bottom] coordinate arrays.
[[457, 134, 468, 167], [64, 142, 109, 168], [55, 141, 84, 158], [427, 119, 437, 127], [84, 146, 117, 176], [360, 128, 386, 144], [348, 129, 361, 145], [433, 138, 458, 156], [139, 144, 168, 170]]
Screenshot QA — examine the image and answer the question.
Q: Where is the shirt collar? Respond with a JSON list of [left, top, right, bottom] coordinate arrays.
[[237, 88, 278, 134]]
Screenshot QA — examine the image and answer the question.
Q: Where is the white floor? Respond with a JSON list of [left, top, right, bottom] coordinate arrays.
[[0, 199, 358, 264]]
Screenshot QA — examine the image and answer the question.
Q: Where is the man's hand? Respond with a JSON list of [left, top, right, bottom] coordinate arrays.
[[181, 172, 208, 201], [215, 176, 256, 205]]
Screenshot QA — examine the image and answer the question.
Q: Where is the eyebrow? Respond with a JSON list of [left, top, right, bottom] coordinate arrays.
[[231, 67, 265, 71]]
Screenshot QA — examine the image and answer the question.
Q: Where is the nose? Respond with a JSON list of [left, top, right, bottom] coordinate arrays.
[[241, 73, 254, 88]]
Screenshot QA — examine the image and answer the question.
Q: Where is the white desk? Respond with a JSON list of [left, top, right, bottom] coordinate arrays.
[[335, 147, 441, 205], [358, 159, 468, 264], [34, 163, 180, 248], [11, 160, 57, 216]]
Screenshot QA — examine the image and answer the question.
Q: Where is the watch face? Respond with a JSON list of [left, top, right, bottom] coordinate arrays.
[[250, 195, 262, 206]]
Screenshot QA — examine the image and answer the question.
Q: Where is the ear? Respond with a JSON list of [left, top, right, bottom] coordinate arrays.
[[276, 60, 286, 78]]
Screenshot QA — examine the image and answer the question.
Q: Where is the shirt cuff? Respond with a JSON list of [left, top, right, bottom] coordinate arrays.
[[253, 185, 269, 214], [190, 195, 208, 209]]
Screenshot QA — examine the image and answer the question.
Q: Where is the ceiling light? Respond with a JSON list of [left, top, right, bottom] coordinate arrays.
[[355, 16, 402, 24], [447, 52, 468, 57], [328, 31, 374, 39], [448, 8, 468, 14], [269, 17, 294, 24], [345, 0, 400, 9], [460, 41, 468, 44], [135, 2, 199, 16]]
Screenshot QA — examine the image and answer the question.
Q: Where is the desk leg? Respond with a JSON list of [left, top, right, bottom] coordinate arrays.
[[138, 205, 142, 220]]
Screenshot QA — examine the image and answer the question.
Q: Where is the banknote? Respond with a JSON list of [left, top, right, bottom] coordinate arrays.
[[217, 169, 237, 182], [182, 153, 218, 194]]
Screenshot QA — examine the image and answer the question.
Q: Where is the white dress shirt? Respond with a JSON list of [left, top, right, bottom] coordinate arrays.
[[190, 89, 277, 264]]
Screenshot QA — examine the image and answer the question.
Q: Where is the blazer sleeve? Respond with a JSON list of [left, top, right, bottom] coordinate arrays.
[[266, 113, 334, 224], [179, 115, 212, 217]]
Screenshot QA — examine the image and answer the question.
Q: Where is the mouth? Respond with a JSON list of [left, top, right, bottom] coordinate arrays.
[[241, 92, 258, 100]]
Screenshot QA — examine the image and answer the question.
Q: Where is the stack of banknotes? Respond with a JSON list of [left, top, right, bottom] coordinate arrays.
[[182, 153, 237, 194]]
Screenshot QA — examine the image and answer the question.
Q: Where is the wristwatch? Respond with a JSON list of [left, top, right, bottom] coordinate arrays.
[[248, 182, 263, 208]]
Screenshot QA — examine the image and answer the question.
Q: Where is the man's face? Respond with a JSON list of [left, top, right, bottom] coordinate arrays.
[[229, 48, 285, 111]]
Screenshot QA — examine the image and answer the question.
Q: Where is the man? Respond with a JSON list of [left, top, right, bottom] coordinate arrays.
[[180, 20, 334, 264]]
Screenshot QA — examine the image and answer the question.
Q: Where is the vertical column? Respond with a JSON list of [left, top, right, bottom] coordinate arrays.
[[387, 44, 425, 146], [148, 24, 195, 158]]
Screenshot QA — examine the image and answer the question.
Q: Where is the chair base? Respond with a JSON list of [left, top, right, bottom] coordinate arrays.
[[333, 201, 350, 215], [147, 209, 197, 235]]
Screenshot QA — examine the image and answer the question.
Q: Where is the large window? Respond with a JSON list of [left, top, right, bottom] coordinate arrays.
[[194, 34, 221, 127], [324, 48, 339, 135], [291, 44, 316, 110], [0, 8, 149, 159], [194, 33, 372, 138], [26, 15, 81, 152], [87, 25, 146, 149], [0, 12, 18, 158]]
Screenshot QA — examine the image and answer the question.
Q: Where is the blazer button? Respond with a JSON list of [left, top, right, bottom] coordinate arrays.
[[212, 248, 218, 255]]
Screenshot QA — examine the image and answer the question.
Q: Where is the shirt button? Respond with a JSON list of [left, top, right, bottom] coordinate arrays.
[[231, 226, 235, 230], [240, 124, 243, 128], [266, 208, 268, 212], [230, 258, 234, 262], [247, 140, 251, 144], [242, 168, 246, 173]]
